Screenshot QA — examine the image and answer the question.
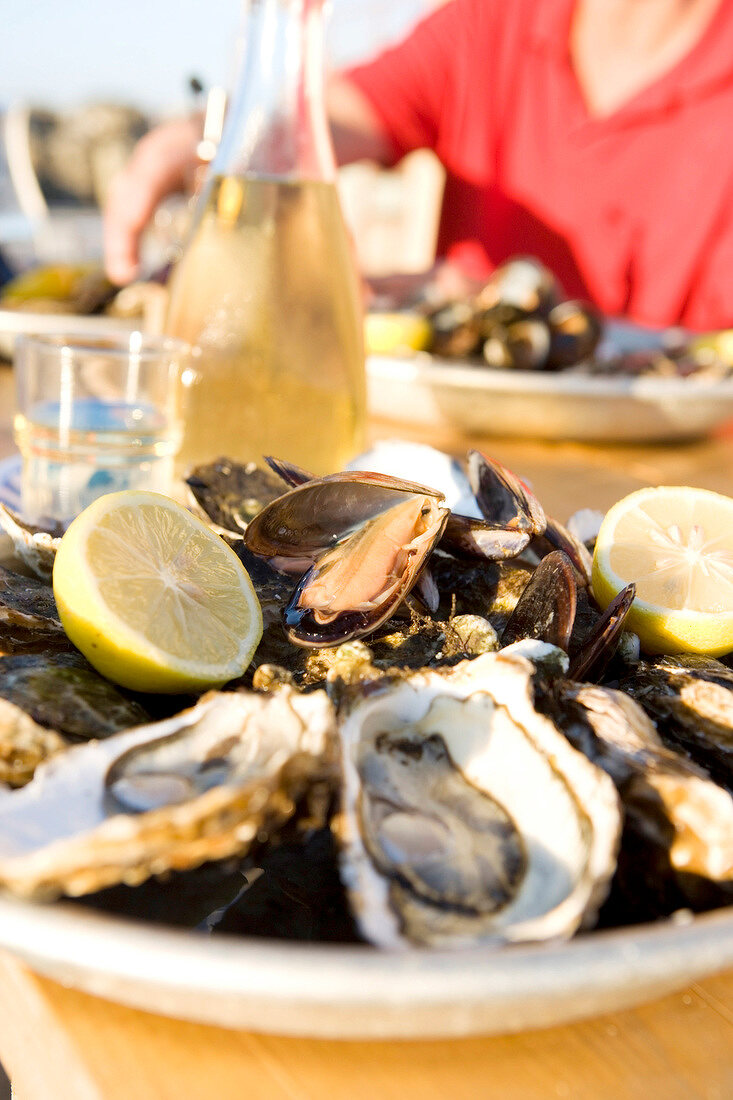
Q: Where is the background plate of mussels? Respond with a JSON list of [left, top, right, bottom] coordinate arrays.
[[366, 258, 733, 443], [0, 448, 731, 1039]]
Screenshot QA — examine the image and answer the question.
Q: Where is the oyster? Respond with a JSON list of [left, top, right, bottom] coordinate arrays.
[[0, 697, 67, 787], [335, 644, 621, 948], [621, 656, 733, 792], [0, 686, 337, 899], [541, 680, 733, 919], [0, 503, 62, 582], [0, 653, 152, 740], [186, 458, 288, 535], [0, 564, 74, 654]]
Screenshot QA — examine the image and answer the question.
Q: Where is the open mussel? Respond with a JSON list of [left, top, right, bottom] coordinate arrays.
[[244, 471, 450, 648]]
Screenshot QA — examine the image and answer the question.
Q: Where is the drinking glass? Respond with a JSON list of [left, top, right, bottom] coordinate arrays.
[[13, 331, 188, 526]]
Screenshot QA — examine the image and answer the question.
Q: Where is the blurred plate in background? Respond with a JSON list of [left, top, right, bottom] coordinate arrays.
[[366, 355, 733, 443]]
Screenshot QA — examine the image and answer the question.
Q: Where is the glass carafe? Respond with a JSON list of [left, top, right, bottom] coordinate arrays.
[[164, 0, 367, 478]]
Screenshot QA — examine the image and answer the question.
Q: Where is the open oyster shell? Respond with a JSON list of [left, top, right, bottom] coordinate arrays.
[[335, 642, 622, 949], [0, 686, 337, 899]]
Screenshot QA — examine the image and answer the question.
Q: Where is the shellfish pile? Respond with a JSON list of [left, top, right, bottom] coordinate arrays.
[[0, 447, 730, 947]]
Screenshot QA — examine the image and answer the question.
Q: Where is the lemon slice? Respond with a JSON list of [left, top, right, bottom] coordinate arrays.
[[53, 491, 263, 693], [591, 486, 733, 657], [364, 311, 433, 355]]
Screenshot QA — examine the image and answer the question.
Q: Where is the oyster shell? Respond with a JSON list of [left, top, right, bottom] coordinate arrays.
[[620, 656, 733, 792], [0, 504, 62, 582], [0, 697, 67, 787], [541, 680, 733, 919], [335, 643, 621, 948], [0, 686, 337, 899], [0, 653, 152, 740], [0, 564, 74, 654], [186, 458, 288, 534]]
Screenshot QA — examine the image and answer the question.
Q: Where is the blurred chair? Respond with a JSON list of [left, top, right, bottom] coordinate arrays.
[[338, 149, 445, 276]]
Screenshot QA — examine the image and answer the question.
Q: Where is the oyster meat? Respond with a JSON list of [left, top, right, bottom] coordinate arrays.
[[335, 643, 621, 948]]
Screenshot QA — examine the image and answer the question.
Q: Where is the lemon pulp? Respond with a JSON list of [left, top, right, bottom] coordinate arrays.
[[53, 491, 263, 692], [591, 485, 733, 657]]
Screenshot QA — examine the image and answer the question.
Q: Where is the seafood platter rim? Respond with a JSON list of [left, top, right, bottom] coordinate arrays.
[[0, 887, 731, 1038], [0, 458, 731, 1037]]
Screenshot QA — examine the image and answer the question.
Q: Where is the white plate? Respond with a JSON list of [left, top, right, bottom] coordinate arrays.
[[366, 354, 733, 444], [0, 464, 732, 1039]]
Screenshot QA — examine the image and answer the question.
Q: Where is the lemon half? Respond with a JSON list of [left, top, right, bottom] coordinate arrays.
[[53, 491, 263, 693], [591, 485, 733, 657]]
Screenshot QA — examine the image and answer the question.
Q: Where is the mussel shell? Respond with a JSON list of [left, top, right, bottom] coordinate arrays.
[[532, 516, 594, 585], [244, 472, 444, 566], [567, 583, 636, 683], [474, 257, 562, 318], [264, 457, 315, 488], [467, 450, 547, 535], [483, 319, 551, 371], [440, 512, 531, 561], [427, 300, 482, 359], [501, 550, 578, 651], [547, 300, 604, 368]]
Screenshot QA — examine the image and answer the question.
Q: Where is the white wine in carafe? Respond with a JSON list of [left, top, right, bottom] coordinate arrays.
[[165, 174, 367, 477]]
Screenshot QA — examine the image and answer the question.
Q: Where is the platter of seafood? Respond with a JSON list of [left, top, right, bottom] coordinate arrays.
[[0, 444, 731, 1038], [365, 258, 733, 442]]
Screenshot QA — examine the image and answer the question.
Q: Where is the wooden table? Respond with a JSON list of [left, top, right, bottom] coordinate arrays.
[[0, 360, 731, 1099]]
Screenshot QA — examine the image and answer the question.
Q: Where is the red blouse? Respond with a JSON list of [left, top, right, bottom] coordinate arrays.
[[346, 0, 733, 330]]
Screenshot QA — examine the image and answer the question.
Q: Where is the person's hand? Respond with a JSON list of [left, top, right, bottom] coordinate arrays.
[[103, 114, 204, 286]]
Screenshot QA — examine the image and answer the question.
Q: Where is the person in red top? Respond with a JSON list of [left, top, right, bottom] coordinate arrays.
[[103, 0, 733, 331]]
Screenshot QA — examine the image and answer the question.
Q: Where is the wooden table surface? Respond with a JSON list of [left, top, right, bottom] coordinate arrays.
[[0, 360, 731, 1099]]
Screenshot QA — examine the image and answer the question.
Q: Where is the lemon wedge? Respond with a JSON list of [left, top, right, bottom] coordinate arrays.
[[591, 486, 733, 657], [364, 311, 433, 355], [53, 491, 263, 693]]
